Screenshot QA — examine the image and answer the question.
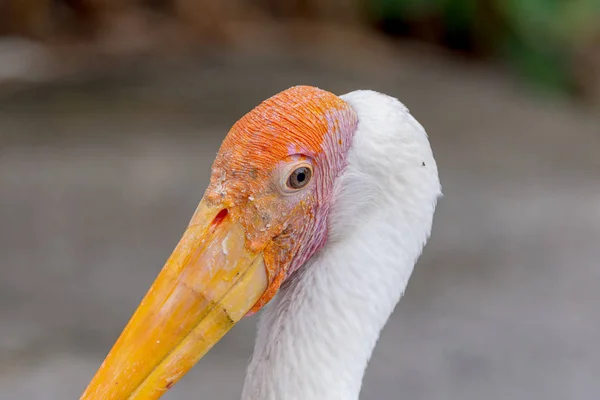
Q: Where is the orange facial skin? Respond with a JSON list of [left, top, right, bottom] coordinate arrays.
[[79, 86, 359, 400], [201, 85, 358, 313]]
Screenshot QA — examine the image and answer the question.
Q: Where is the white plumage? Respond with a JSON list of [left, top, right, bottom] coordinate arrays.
[[243, 90, 441, 400], [79, 88, 441, 400]]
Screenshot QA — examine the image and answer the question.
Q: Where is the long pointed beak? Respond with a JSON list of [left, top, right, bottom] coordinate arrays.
[[80, 200, 267, 400]]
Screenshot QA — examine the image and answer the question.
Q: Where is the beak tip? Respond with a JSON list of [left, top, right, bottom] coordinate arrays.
[[79, 202, 269, 400]]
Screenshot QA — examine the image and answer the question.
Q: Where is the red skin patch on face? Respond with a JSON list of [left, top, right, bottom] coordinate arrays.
[[204, 86, 358, 313], [211, 208, 229, 227]]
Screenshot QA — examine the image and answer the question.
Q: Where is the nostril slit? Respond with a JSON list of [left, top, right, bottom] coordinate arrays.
[[211, 208, 229, 226]]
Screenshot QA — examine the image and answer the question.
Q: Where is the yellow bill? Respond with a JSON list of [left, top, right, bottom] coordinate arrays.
[[79, 85, 342, 399], [80, 200, 268, 400]]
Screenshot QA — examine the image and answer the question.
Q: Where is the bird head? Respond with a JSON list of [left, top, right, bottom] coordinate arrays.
[[80, 86, 363, 399]]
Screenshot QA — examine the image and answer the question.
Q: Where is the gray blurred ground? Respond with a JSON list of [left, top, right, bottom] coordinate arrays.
[[1, 39, 599, 399]]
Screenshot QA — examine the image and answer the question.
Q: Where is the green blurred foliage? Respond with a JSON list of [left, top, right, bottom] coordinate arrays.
[[2, 0, 599, 98], [368, 0, 600, 95]]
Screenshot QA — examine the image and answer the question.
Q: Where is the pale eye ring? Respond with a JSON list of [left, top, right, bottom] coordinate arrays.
[[286, 166, 312, 190]]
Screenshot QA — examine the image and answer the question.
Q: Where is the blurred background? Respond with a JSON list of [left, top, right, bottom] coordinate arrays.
[[1, 0, 599, 399]]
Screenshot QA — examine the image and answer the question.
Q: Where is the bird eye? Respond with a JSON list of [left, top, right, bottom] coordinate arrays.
[[287, 166, 312, 190]]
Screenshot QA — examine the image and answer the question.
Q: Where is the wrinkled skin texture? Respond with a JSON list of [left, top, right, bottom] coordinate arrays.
[[200, 86, 359, 312], [79, 86, 441, 400]]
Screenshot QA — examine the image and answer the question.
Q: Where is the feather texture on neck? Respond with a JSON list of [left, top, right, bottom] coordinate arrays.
[[242, 90, 441, 400]]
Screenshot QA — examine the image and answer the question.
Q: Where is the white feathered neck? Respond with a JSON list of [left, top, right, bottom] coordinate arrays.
[[241, 90, 442, 400]]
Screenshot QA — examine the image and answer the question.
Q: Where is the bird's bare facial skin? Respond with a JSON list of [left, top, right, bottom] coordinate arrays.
[[80, 86, 358, 400], [205, 86, 359, 312]]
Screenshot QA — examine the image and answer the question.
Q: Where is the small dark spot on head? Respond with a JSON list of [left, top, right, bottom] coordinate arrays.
[[166, 381, 174, 389], [422, 161, 426, 167], [281, 225, 292, 236], [249, 169, 258, 179]]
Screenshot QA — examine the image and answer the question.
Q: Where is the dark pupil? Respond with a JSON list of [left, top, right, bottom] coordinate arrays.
[[289, 167, 310, 188]]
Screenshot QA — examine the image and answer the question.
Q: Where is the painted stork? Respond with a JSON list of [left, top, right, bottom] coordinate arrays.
[[79, 85, 441, 400]]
